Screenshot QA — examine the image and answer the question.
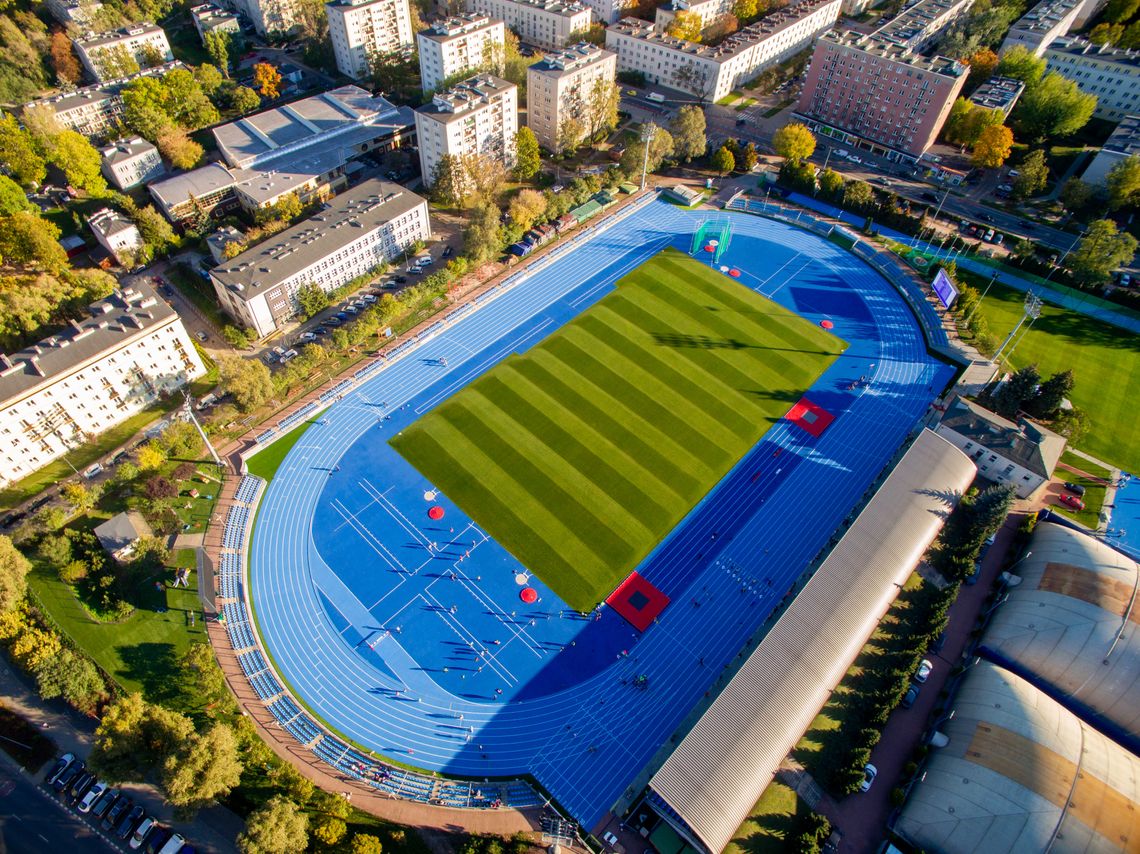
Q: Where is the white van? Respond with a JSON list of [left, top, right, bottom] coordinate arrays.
[[647, 92, 666, 103], [157, 832, 186, 854]]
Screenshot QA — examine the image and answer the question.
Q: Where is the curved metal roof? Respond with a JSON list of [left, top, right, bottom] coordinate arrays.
[[896, 661, 1140, 854], [980, 522, 1140, 745], [648, 430, 977, 854]]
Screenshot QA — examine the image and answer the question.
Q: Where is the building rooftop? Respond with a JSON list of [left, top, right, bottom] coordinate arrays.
[[479, 0, 589, 17], [1046, 34, 1140, 67], [88, 208, 139, 239], [419, 73, 515, 122], [969, 75, 1025, 111], [528, 42, 613, 76], [100, 136, 158, 166], [419, 13, 500, 42], [938, 395, 1065, 479], [0, 283, 177, 406], [148, 162, 237, 212], [74, 22, 165, 49], [873, 0, 973, 49], [1007, 0, 1082, 36], [210, 179, 426, 297], [94, 511, 149, 556], [1100, 114, 1140, 156], [819, 29, 967, 77], [23, 62, 186, 118], [190, 3, 239, 27]]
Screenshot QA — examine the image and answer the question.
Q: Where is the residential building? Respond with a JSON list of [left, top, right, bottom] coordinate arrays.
[[1001, 0, 1082, 56], [606, 0, 842, 103], [149, 86, 415, 225], [654, 0, 735, 33], [934, 395, 1065, 497], [527, 43, 616, 151], [1044, 36, 1140, 121], [73, 24, 174, 83], [578, 0, 632, 24], [100, 137, 165, 190], [418, 14, 506, 94], [795, 30, 968, 160], [0, 283, 206, 487], [88, 208, 144, 265], [43, 0, 103, 27], [467, 0, 592, 51], [415, 74, 518, 187], [22, 62, 186, 139], [191, 3, 242, 43], [210, 179, 431, 337], [94, 512, 152, 562], [871, 0, 975, 53], [1083, 113, 1140, 185], [207, 225, 246, 263], [968, 75, 1024, 116], [231, 0, 302, 35], [326, 0, 415, 80]]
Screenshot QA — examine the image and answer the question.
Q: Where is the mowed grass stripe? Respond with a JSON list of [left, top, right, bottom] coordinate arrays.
[[391, 248, 846, 610]]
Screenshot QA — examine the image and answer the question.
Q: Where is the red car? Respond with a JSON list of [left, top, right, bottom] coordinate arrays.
[[1058, 493, 1085, 511]]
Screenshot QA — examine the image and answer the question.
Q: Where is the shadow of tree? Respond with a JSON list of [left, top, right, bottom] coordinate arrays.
[[117, 642, 180, 705]]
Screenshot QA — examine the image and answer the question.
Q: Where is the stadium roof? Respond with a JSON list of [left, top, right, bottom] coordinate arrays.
[[895, 661, 1140, 853], [648, 429, 977, 854], [980, 522, 1140, 748]]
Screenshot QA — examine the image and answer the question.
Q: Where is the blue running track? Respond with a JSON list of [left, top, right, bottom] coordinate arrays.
[[248, 198, 953, 829]]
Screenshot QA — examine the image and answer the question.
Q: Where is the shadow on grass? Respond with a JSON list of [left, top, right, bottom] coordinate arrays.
[[118, 642, 181, 704]]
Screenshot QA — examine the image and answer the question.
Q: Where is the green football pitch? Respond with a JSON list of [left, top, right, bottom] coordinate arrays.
[[390, 249, 846, 611]]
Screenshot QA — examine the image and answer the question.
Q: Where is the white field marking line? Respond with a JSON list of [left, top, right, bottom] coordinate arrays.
[[330, 498, 406, 573], [359, 479, 431, 547], [452, 573, 545, 660], [567, 239, 666, 308], [421, 589, 518, 685], [757, 250, 805, 287], [332, 492, 380, 533], [762, 257, 816, 299]]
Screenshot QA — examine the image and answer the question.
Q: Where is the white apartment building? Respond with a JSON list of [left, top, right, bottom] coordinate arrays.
[[418, 14, 506, 94], [1044, 36, 1140, 121], [871, 0, 975, 53], [415, 74, 518, 188], [606, 0, 842, 102], [467, 0, 592, 50], [1083, 114, 1140, 185], [527, 43, 616, 151], [73, 24, 174, 82], [0, 283, 206, 487], [327, 0, 414, 80], [23, 62, 186, 140], [191, 3, 242, 43], [88, 209, 144, 265], [43, 0, 103, 27], [232, 0, 301, 36], [1000, 0, 1084, 56], [210, 180, 430, 337], [100, 137, 165, 190], [655, 0, 735, 34], [578, 0, 632, 23]]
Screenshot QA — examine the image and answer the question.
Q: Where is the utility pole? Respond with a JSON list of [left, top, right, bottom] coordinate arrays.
[[639, 124, 656, 192], [964, 272, 998, 325], [182, 391, 224, 469], [993, 291, 1042, 362]]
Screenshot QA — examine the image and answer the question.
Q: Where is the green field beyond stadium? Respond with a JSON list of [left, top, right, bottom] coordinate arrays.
[[390, 249, 846, 611]]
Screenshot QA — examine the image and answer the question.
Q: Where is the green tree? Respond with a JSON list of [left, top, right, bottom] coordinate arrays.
[[89, 693, 195, 782], [942, 97, 974, 144], [1060, 177, 1095, 213], [0, 535, 30, 614], [1105, 0, 1140, 22], [710, 144, 735, 175], [1028, 369, 1074, 419], [463, 202, 503, 263], [163, 68, 220, 129], [296, 282, 330, 319], [1013, 72, 1097, 142], [1124, 20, 1140, 48], [311, 816, 347, 846], [237, 797, 308, 854], [132, 204, 176, 255], [0, 114, 46, 188], [971, 124, 1013, 168], [0, 212, 67, 273], [666, 9, 702, 41], [995, 45, 1046, 87], [61, 482, 95, 513], [32, 647, 103, 710], [619, 124, 674, 175], [430, 154, 464, 207], [351, 834, 384, 854], [163, 723, 243, 808], [818, 167, 844, 198], [1106, 154, 1140, 210], [508, 188, 546, 232], [93, 45, 139, 79], [772, 121, 815, 162], [204, 30, 231, 76], [739, 141, 758, 172], [194, 63, 224, 97], [558, 115, 586, 155], [218, 356, 274, 411], [229, 85, 261, 114], [995, 363, 1041, 418], [1068, 218, 1139, 285], [586, 77, 620, 142], [1012, 149, 1049, 199], [670, 104, 707, 162], [843, 180, 874, 210], [1053, 406, 1091, 442], [513, 126, 540, 180], [1089, 22, 1125, 45], [49, 131, 108, 196]]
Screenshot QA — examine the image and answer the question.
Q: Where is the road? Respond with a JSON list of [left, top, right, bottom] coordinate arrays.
[[0, 766, 115, 853]]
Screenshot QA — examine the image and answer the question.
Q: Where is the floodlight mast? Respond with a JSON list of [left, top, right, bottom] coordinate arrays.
[[993, 291, 1042, 363], [182, 390, 224, 469]]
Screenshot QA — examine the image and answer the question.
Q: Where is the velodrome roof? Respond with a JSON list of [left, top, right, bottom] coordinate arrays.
[[980, 522, 1140, 747], [648, 429, 977, 854], [895, 661, 1140, 854]]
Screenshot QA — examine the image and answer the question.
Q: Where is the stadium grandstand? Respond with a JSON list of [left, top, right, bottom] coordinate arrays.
[[642, 429, 977, 854], [895, 661, 1140, 853]]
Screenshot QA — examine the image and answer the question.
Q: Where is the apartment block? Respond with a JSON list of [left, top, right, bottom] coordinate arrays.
[[654, 0, 735, 33], [0, 283, 206, 487], [418, 14, 506, 94], [796, 30, 968, 159], [578, 0, 632, 23], [606, 0, 842, 103], [43, 0, 103, 27], [191, 3, 242, 43], [415, 74, 518, 187], [88, 209, 144, 265], [467, 0, 592, 50], [73, 24, 174, 82], [527, 43, 616, 151], [1083, 114, 1140, 185], [231, 0, 301, 36], [1044, 36, 1140, 121], [327, 0, 414, 80], [872, 0, 975, 53], [210, 179, 431, 337], [100, 137, 165, 190]]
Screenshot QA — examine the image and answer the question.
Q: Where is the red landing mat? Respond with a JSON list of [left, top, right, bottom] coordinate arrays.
[[785, 397, 835, 438], [606, 572, 670, 632]]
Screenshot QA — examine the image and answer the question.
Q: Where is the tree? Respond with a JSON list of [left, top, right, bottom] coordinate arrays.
[[94, 45, 139, 79], [463, 202, 503, 263], [218, 356, 274, 411], [942, 97, 974, 144], [1053, 406, 1091, 443], [710, 144, 735, 175], [1105, 0, 1140, 22], [61, 482, 95, 513], [1029, 369, 1074, 418], [1060, 177, 1095, 212], [296, 282, 330, 319], [971, 124, 1013, 168], [144, 475, 177, 501], [237, 797, 308, 854], [179, 642, 228, 708], [962, 106, 1004, 147], [1013, 72, 1097, 142], [0, 114, 46, 188], [136, 443, 166, 471], [508, 189, 546, 232], [132, 205, 176, 254], [0, 536, 30, 614], [670, 104, 707, 162], [50, 31, 81, 85], [48, 131, 107, 196], [253, 62, 282, 99], [1068, 218, 1139, 285], [351, 834, 384, 854], [162, 723, 243, 808], [739, 141, 758, 172], [586, 78, 620, 142], [33, 647, 103, 711], [156, 126, 204, 170], [465, 154, 507, 206], [1089, 22, 1125, 45], [162, 68, 220, 129], [995, 45, 1046, 87], [995, 363, 1041, 417], [619, 124, 674, 176], [666, 9, 702, 41], [966, 47, 999, 83], [1106, 154, 1140, 210], [430, 154, 464, 206], [312, 816, 347, 846], [843, 180, 874, 210], [0, 212, 67, 272], [733, 0, 759, 21], [89, 693, 195, 783], [772, 122, 815, 162], [818, 167, 844, 198], [513, 126, 540, 180], [204, 30, 231, 76], [1012, 149, 1048, 199], [1124, 20, 1140, 48], [673, 61, 712, 100], [229, 85, 261, 114], [194, 63, 224, 97], [558, 115, 586, 155]]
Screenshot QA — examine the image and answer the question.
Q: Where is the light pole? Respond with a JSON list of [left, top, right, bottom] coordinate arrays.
[[639, 123, 657, 192], [993, 291, 1042, 362], [1046, 227, 1086, 282], [964, 272, 998, 325]]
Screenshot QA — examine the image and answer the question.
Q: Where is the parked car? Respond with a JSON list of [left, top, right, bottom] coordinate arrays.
[[195, 331, 208, 342], [902, 684, 920, 708], [859, 763, 878, 792], [46, 753, 75, 786], [78, 781, 108, 813], [1058, 493, 1085, 511], [117, 804, 146, 840], [442, 245, 454, 258], [395, 275, 407, 284], [344, 305, 359, 314], [145, 827, 173, 854], [363, 294, 377, 303], [53, 760, 83, 793], [298, 332, 317, 342], [157, 833, 186, 854], [848, 155, 863, 164], [915, 659, 933, 683], [69, 770, 96, 803], [91, 788, 119, 819], [409, 267, 422, 275], [130, 816, 157, 849], [602, 831, 619, 848], [1063, 481, 1086, 496], [983, 228, 995, 242], [103, 797, 131, 831]]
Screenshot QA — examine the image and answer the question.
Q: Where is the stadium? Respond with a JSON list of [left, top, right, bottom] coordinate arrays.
[[216, 191, 976, 852]]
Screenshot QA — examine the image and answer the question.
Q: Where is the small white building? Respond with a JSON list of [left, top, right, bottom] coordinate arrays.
[[207, 225, 246, 264], [1083, 114, 1140, 186], [100, 137, 165, 190], [467, 0, 593, 51], [73, 23, 174, 83], [88, 208, 144, 266], [418, 14, 507, 94], [578, 0, 633, 23], [934, 396, 1066, 498], [415, 74, 518, 188], [0, 283, 206, 487], [94, 511, 152, 562], [326, 0, 415, 80], [527, 43, 617, 152], [191, 3, 242, 44]]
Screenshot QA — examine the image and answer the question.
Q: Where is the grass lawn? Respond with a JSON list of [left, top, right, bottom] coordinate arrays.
[[724, 781, 804, 854], [166, 263, 227, 330], [171, 469, 222, 533], [391, 248, 845, 611], [974, 280, 1140, 473], [246, 420, 318, 481], [1060, 450, 1112, 479]]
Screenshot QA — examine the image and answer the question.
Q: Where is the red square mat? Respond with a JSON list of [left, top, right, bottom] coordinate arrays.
[[785, 397, 835, 438], [606, 572, 670, 631]]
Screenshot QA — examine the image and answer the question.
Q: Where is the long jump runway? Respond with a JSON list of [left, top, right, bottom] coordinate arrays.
[[249, 198, 953, 828]]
